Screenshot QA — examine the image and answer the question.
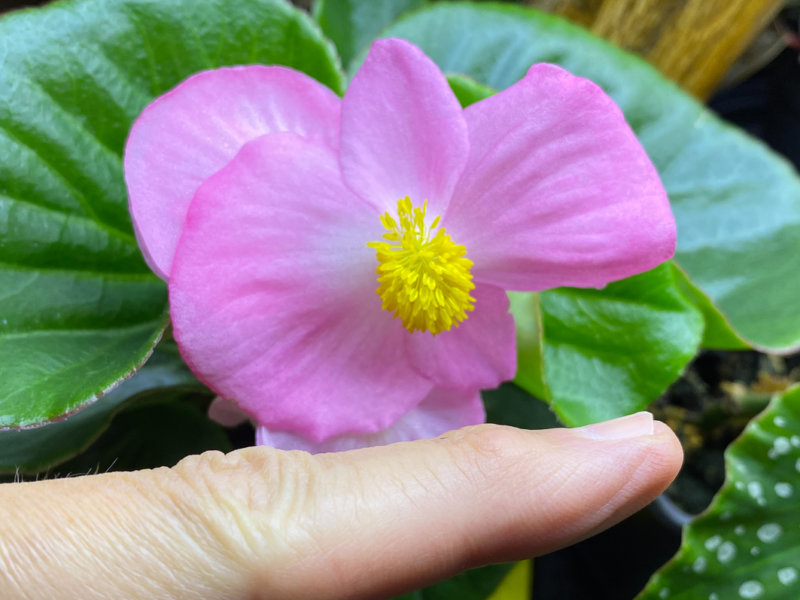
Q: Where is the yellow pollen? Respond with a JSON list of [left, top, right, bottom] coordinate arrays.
[[367, 197, 475, 335]]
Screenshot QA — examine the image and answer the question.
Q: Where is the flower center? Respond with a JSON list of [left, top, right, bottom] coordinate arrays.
[[367, 197, 475, 335]]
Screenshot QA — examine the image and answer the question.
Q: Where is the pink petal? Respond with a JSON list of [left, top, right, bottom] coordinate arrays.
[[405, 283, 516, 391], [207, 396, 249, 428], [446, 63, 675, 291], [170, 133, 432, 442], [339, 38, 469, 217], [125, 66, 341, 279], [256, 386, 485, 452]]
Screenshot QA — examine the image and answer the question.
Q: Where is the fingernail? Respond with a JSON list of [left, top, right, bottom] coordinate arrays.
[[573, 412, 655, 440]]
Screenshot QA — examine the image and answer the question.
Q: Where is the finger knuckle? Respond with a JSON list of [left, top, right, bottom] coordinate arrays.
[[167, 447, 321, 563]]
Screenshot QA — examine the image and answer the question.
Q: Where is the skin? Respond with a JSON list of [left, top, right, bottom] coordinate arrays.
[[0, 418, 682, 600]]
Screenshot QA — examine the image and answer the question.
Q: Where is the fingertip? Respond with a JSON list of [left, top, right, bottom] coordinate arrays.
[[583, 419, 683, 536], [653, 418, 680, 441], [643, 419, 685, 490]]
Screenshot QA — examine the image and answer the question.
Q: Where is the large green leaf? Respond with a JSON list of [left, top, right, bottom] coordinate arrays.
[[0, 0, 344, 428], [511, 264, 703, 426], [671, 263, 749, 351], [314, 0, 427, 68], [638, 386, 800, 600], [0, 343, 200, 474], [380, 2, 800, 353]]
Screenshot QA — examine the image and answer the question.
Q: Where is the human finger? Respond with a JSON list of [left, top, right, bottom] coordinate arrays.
[[0, 413, 681, 600]]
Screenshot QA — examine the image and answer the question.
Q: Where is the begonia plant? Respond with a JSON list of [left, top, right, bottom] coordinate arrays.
[[2, 0, 800, 598]]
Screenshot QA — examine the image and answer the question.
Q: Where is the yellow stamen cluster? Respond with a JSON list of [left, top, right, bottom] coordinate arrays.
[[367, 197, 475, 335]]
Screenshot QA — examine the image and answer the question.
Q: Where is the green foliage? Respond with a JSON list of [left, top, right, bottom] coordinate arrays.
[[55, 392, 231, 474], [446, 72, 495, 106], [395, 564, 515, 600], [314, 0, 427, 68], [0, 0, 344, 428], [671, 263, 749, 351], [483, 382, 561, 430], [0, 343, 200, 473], [639, 387, 800, 600], [511, 265, 703, 426], [381, 2, 800, 354]]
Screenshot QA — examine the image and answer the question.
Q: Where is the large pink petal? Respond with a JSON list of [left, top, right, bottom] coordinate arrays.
[[170, 133, 432, 442], [446, 63, 675, 291], [405, 284, 516, 391], [256, 386, 485, 452], [340, 38, 469, 217], [125, 66, 341, 279]]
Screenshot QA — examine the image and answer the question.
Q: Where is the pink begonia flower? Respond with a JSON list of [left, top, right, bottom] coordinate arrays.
[[124, 39, 674, 452]]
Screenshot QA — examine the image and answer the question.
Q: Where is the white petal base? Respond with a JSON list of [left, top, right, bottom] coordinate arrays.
[[256, 387, 485, 453]]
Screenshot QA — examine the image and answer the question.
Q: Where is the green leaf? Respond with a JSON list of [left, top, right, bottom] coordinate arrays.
[[53, 391, 230, 474], [380, 2, 800, 353], [314, 0, 427, 69], [487, 561, 531, 600], [638, 386, 800, 600], [483, 382, 561, 430], [0, 0, 344, 428], [395, 564, 515, 600], [671, 263, 749, 351], [446, 73, 493, 107], [511, 264, 703, 426], [0, 343, 200, 474]]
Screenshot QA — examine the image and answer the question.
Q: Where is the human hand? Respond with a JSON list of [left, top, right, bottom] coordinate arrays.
[[0, 413, 681, 600]]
